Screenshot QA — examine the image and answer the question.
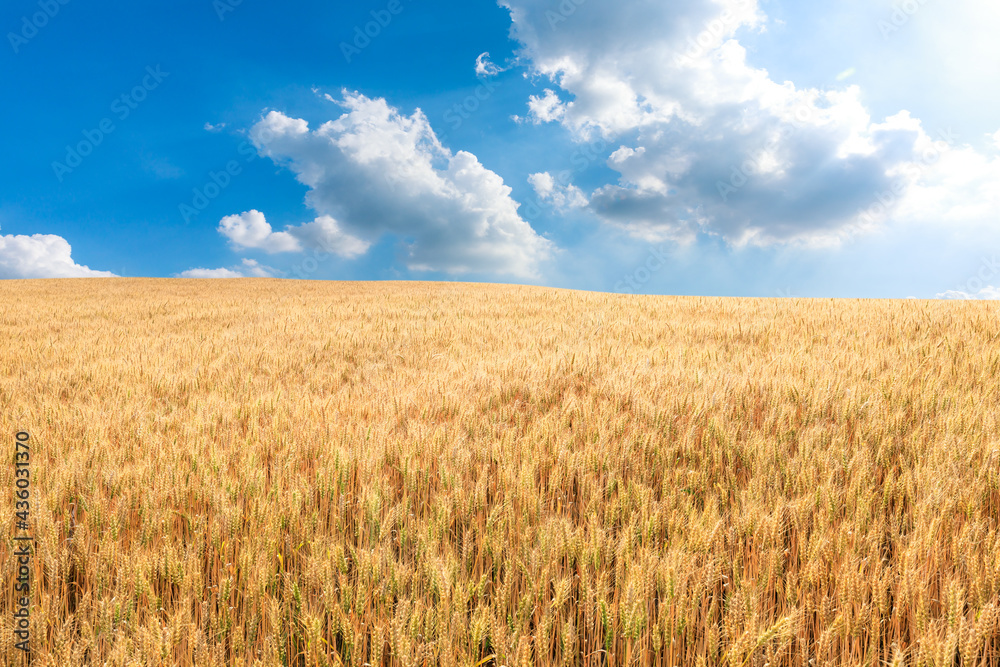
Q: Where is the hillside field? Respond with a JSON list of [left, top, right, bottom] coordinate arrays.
[[1, 279, 999, 666]]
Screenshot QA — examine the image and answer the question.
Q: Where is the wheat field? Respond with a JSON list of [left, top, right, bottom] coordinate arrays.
[[1, 278, 998, 666]]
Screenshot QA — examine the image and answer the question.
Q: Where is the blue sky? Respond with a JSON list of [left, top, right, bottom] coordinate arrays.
[[2, 0, 999, 298]]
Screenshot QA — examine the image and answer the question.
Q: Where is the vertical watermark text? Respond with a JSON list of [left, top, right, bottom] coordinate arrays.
[[12, 431, 33, 654]]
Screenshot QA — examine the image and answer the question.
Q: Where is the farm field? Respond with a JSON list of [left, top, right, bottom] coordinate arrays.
[[1, 278, 999, 666]]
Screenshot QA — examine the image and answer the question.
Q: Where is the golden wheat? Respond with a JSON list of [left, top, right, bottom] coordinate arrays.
[[1, 279, 998, 666]]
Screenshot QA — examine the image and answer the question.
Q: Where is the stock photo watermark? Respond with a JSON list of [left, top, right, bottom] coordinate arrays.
[[854, 128, 957, 230], [340, 0, 411, 63], [179, 140, 258, 224], [12, 431, 33, 654], [520, 137, 607, 221], [213, 0, 244, 21], [613, 245, 672, 293], [179, 119, 299, 223], [939, 255, 1000, 299], [716, 96, 834, 203], [673, 0, 753, 66], [287, 239, 350, 280], [383, 67, 505, 192], [878, 0, 933, 40], [545, 0, 587, 29], [717, 152, 775, 203], [51, 65, 170, 182], [7, 0, 71, 54], [443, 72, 501, 132]]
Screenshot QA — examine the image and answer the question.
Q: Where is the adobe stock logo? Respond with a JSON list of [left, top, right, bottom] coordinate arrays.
[[340, 0, 412, 64], [7, 0, 72, 54], [51, 66, 170, 182], [545, 0, 587, 29], [614, 245, 672, 293], [673, 0, 754, 66], [442, 71, 502, 132], [178, 141, 259, 224], [213, 0, 245, 21], [878, 0, 933, 40], [854, 128, 957, 230], [945, 256, 1000, 299]]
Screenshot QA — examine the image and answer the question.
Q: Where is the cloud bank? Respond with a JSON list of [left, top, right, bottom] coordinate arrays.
[[223, 92, 554, 278], [500, 0, 1000, 247], [0, 228, 116, 278]]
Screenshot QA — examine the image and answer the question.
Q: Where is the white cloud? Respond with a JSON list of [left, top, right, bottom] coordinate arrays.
[[937, 286, 1000, 300], [243, 92, 554, 278], [177, 267, 244, 278], [218, 210, 303, 253], [991, 129, 1000, 150], [528, 172, 588, 210], [499, 0, 1000, 247], [176, 258, 279, 279], [0, 228, 116, 278], [475, 52, 503, 77], [204, 122, 227, 132], [527, 89, 566, 124], [240, 259, 278, 277], [528, 172, 554, 198], [888, 131, 1000, 228], [219, 209, 369, 259], [283, 215, 370, 259]]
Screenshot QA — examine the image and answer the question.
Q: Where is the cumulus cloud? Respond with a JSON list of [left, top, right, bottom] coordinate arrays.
[[176, 258, 279, 279], [241, 92, 554, 278], [218, 210, 302, 253], [887, 128, 1000, 230], [0, 228, 116, 278], [286, 216, 371, 258], [499, 0, 1000, 246], [527, 89, 566, 124], [528, 172, 588, 210], [219, 210, 369, 259]]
